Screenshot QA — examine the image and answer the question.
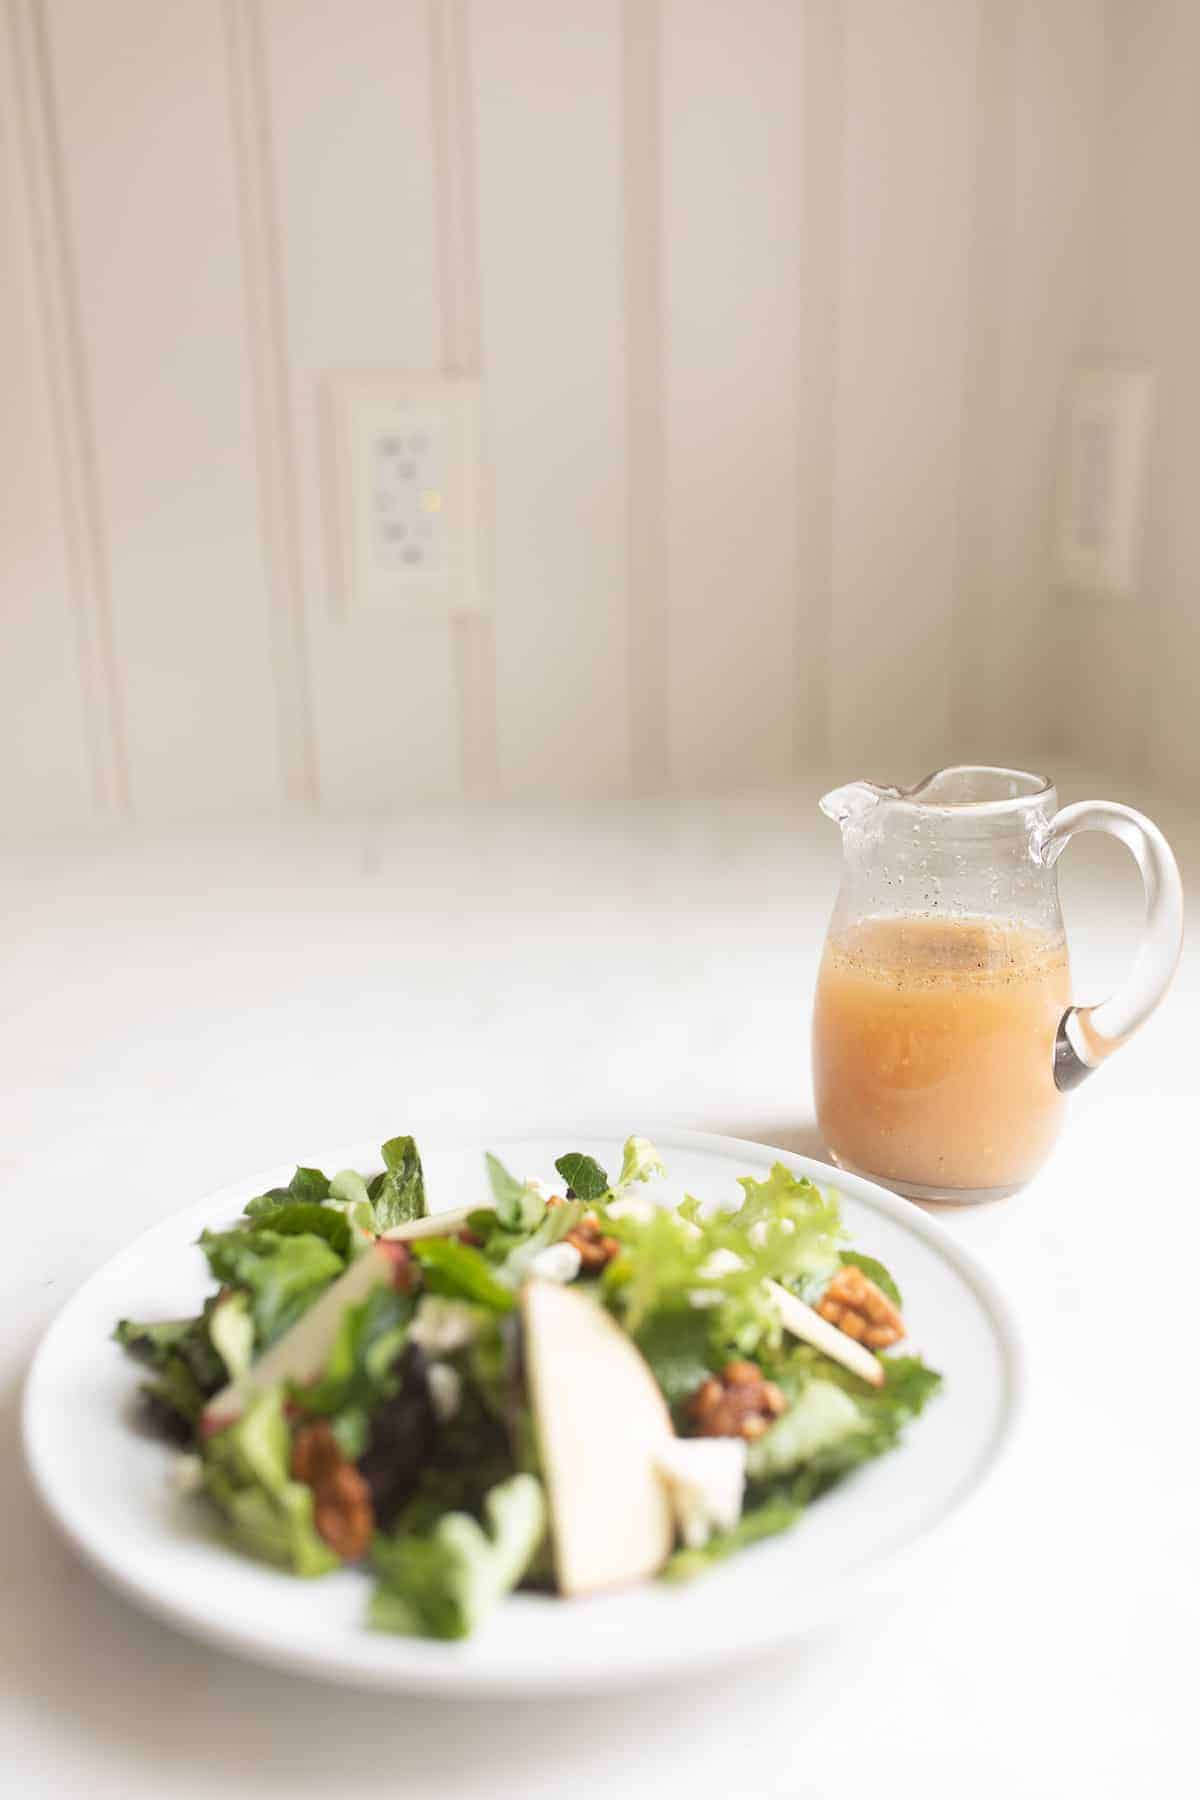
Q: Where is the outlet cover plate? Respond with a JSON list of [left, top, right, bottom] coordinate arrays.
[[325, 373, 487, 617]]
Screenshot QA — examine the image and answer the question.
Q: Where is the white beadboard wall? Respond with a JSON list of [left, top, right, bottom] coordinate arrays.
[[1052, 0, 1200, 792], [1, 0, 1139, 826]]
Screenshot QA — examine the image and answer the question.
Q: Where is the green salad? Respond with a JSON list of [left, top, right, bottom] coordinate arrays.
[[115, 1133, 941, 1639]]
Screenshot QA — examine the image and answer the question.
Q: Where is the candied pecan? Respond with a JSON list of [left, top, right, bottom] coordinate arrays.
[[313, 1464, 374, 1561], [291, 1418, 339, 1487], [817, 1264, 905, 1348], [564, 1211, 620, 1274], [291, 1419, 374, 1560], [687, 1360, 786, 1442]]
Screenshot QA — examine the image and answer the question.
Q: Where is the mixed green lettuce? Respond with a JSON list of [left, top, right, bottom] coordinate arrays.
[[291, 1285, 417, 1458], [114, 1131, 942, 1641], [370, 1474, 546, 1639], [203, 1386, 339, 1576], [115, 1295, 234, 1432], [370, 1135, 428, 1231]]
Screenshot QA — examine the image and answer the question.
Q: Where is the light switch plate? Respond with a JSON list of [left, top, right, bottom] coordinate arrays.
[[325, 373, 487, 617], [1055, 363, 1154, 598]]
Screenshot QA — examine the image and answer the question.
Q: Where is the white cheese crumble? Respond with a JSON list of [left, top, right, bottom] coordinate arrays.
[[529, 1241, 583, 1283], [699, 1248, 745, 1278], [606, 1195, 656, 1224], [426, 1361, 463, 1423], [409, 1296, 483, 1355], [750, 1217, 796, 1246], [655, 1438, 747, 1549], [171, 1453, 204, 1496]]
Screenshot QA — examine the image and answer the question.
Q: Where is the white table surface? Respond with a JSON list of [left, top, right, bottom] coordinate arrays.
[[4, 769, 1197, 1800]]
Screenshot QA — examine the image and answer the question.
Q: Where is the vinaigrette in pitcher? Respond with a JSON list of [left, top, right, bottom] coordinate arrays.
[[811, 766, 1181, 1202], [814, 915, 1070, 1194]]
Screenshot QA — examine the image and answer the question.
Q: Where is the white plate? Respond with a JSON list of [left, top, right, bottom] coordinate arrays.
[[23, 1129, 1019, 1694]]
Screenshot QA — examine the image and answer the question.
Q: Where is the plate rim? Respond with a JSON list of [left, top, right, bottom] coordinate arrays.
[[22, 1125, 1024, 1694]]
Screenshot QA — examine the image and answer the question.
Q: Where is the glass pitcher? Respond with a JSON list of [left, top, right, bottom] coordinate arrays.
[[812, 765, 1183, 1202]]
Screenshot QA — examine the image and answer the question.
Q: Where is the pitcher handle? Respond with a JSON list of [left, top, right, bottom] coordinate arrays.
[[1040, 801, 1183, 1091]]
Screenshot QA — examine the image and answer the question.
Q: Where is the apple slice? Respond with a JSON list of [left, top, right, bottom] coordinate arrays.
[[766, 1279, 885, 1387], [201, 1242, 398, 1432], [379, 1205, 483, 1243], [521, 1280, 675, 1596], [202, 1209, 476, 1432]]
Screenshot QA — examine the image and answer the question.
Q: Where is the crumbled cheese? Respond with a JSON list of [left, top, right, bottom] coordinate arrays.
[[171, 1453, 204, 1496], [606, 1194, 656, 1224], [426, 1361, 463, 1423], [409, 1296, 483, 1355], [699, 1248, 745, 1278], [748, 1217, 795, 1248], [529, 1241, 583, 1283], [655, 1438, 747, 1549]]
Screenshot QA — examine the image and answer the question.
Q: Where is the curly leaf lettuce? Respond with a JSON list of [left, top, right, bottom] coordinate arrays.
[[551, 1136, 664, 1206], [603, 1162, 843, 1339], [613, 1135, 666, 1196]]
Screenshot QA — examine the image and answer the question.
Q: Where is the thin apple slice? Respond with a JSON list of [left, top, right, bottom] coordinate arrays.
[[202, 1204, 492, 1431], [202, 1207, 489, 1429], [766, 1279, 886, 1388], [201, 1241, 400, 1431], [379, 1205, 483, 1243], [521, 1280, 675, 1596]]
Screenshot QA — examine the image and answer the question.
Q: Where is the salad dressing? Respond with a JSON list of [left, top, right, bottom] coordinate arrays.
[[813, 915, 1070, 1194]]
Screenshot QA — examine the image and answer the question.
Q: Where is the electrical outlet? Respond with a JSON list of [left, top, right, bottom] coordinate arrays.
[[325, 374, 486, 616], [1055, 363, 1153, 598]]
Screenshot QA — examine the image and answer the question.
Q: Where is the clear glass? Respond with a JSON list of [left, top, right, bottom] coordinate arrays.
[[812, 765, 1183, 1203]]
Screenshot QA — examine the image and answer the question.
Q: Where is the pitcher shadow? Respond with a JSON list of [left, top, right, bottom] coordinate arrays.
[[713, 1121, 1020, 1216], [714, 1118, 830, 1162]]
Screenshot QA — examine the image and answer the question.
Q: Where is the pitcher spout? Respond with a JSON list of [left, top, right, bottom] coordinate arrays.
[[819, 781, 893, 828]]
